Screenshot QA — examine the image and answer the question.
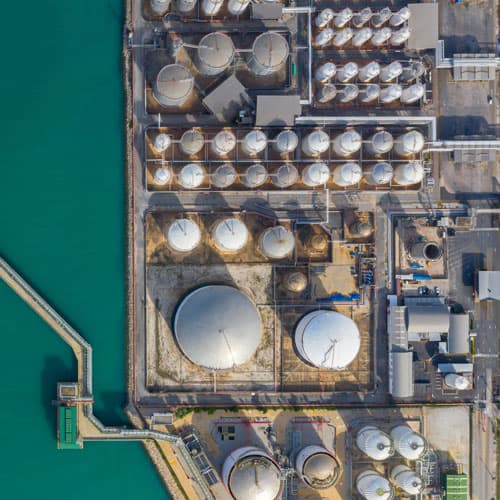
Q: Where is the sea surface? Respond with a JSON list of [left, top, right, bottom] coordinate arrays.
[[0, 1, 169, 498]]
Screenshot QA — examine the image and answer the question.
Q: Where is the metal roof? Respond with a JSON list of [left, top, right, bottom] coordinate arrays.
[[407, 3, 438, 50], [444, 474, 468, 500], [58, 406, 80, 449], [447, 314, 470, 353], [406, 305, 449, 334], [389, 351, 413, 398], [255, 95, 301, 127], [478, 270, 500, 300]]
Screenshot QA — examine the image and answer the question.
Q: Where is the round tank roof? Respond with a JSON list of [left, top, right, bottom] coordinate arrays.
[[272, 164, 299, 188], [284, 271, 308, 293], [154, 167, 171, 185], [213, 218, 248, 252], [166, 218, 201, 252], [212, 130, 237, 155], [370, 131, 394, 154], [260, 226, 295, 259], [294, 310, 360, 370], [153, 133, 172, 152], [197, 32, 235, 71], [396, 130, 425, 154], [242, 130, 267, 155], [391, 425, 427, 460], [333, 163, 362, 186], [243, 164, 268, 188], [356, 470, 394, 500], [394, 163, 424, 185], [154, 64, 194, 106], [178, 163, 205, 189], [299, 447, 341, 489], [356, 426, 394, 460], [334, 130, 362, 155], [212, 163, 237, 188], [252, 32, 289, 71], [174, 286, 262, 370], [302, 129, 330, 156], [303, 163, 330, 187], [180, 129, 205, 156], [368, 162, 393, 185], [274, 130, 298, 154]]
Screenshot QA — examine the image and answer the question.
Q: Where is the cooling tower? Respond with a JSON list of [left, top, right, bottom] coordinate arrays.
[[366, 130, 394, 155], [359, 84, 380, 103], [302, 129, 330, 156], [394, 130, 425, 156], [153, 133, 172, 153], [393, 163, 424, 185], [180, 129, 205, 156], [211, 163, 237, 188], [352, 7, 373, 28], [401, 83, 425, 104], [248, 32, 289, 76], [272, 164, 299, 188], [371, 7, 392, 28], [227, 0, 250, 15], [273, 130, 299, 154], [317, 84, 337, 103], [358, 62, 380, 82], [380, 84, 402, 103], [334, 8, 353, 28], [315, 28, 334, 47], [338, 84, 359, 103], [315, 8, 334, 28], [380, 61, 403, 82], [371, 27, 392, 46], [364, 163, 393, 185], [390, 26, 411, 46], [302, 163, 330, 186], [211, 130, 237, 156], [352, 27, 373, 47], [202, 0, 224, 16], [241, 130, 267, 155], [332, 130, 362, 156], [390, 7, 411, 27], [333, 28, 354, 47], [242, 164, 268, 188], [315, 62, 336, 82], [332, 163, 362, 186], [153, 167, 171, 185], [195, 32, 235, 76], [336, 62, 359, 82], [153, 64, 194, 107]]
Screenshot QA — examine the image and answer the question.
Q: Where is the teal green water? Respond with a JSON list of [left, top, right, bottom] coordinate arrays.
[[0, 1, 169, 498]]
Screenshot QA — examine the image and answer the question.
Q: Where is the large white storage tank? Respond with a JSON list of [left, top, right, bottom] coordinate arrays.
[[366, 130, 394, 155], [365, 163, 393, 185], [371, 28, 392, 46], [356, 426, 395, 460], [178, 163, 205, 189], [338, 84, 359, 103], [390, 465, 423, 495], [213, 218, 249, 252], [352, 7, 373, 28], [315, 28, 334, 47], [359, 84, 380, 103], [153, 64, 194, 107], [202, 0, 224, 16], [302, 163, 330, 187], [211, 130, 237, 156], [227, 0, 250, 15], [295, 445, 341, 490], [394, 130, 425, 156], [380, 84, 402, 104], [180, 129, 205, 156], [332, 130, 362, 156], [352, 27, 373, 47], [401, 83, 425, 104], [222, 447, 282, 500], [259, 226, 295, 259], [212, 163, 237, 188], [273, 130, 299, 154], [391, 425, 427, 460], [302, 129, 330, 156], [358, 62, 380, 82], [242, 164, 268, 188], [393, 163, 424, 185], [166, 218, 201, 253], [248, 32, 289, 76], [380, 61, 403, 82], [294, 310, 360, 369], [151, 0, 170, 15], [153, 166, 172, 186], [241, 130, 267, 156], [390, 7, 411, 27], [336, 62, 359, 83], [315, 8, 334, 28], [371, 7, 392, 28], [334, 8, 353, 28], [153, 133, 172, 153], [272, 164, 299, 188], [333, 28, 354, 47], [195, 32, 235, 75], [356, 470, 395, 500], [315, 62, 337, 83]]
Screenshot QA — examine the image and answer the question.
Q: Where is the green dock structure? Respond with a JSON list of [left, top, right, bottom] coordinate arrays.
[[58, 406, 80, 450], [443, 473, 468, 500]]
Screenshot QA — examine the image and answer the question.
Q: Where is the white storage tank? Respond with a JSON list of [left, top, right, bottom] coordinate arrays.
[[444, 373, 472, 390], [391, 425, 427, 461], [302, 162, 330, 187], [394, 130, 425, 156], [241, 130, 267, 156], [336, 62, 359, 83], [211, 163, 237, 188], [302, 129, 330, 157], [364, 162, 393, 185], [273, 130, 298, 154], [248, 32, 289, 76], [352, 7, 373, 28], [371, 7, 392, 28], [315, 8, 334, 28], [153, 133, 172, 153], [356, 426, 394, 460], [166, 218, 201, 252], [151, 0, 170, 15], [259, 226, 295, 259], [315, 62, 336, 83], [195, 32, 235, 76], [175, 0, 197, 12], [401, 83, 425, 104], [390, 26, 411, 46], [338, 84, 359, 103], [356, 470, 395, 500], [401, 62, 425, 83], [180, 129, 205, 156], [371, 27, 392, 46], [390, 465, 423, 495], [272, 164, 299, 188], [358, 61, 380, 82], [202, 0, 224, 15], [153, 166, 171, 186], [213, 218, 249, 252], [315, 28, 334, 47], [359, 84, 380, 103], [332, 130, 362, 156], [393, 163, 424, 185], [222, 447, 282, 500], [333, 28, 354, 48], [379, 61, 403, 82], [242, 164, 268, 188], [333, 163, 362, 186], [390, 7, 411, 27], [295, 445, 341, 490], [352, 27, 374, 47], [228, 0, 250, 15], [366, 130, 394, 155], [380, 84, 403, 104], [153, 64, 194, 107], [294, 310, 361, 369], [178, 163, 205, 189], [334, 8, 353, 28], [317, 84, 337, 103], [211, 130, 237, 156]]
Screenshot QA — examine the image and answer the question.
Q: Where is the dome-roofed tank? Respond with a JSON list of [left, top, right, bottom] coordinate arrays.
[[401, 83, 425, 104], [353, 27, 374, 47], [371, 7, 392, 28], [259, 226, 295, 259], [356, 426, 395, 461], [352, 7, 373, 28], [315, 8, 334, 28], [333, 28, 354, 47], [212, 163, 237, 188], [175, 286, 262, 370], [154, 166, 171, 186], [390, 26, 411, 46], [302, 129, 330, 157], [394, 130, 425, 156], [151, 0, 170, 15], [242, 164, 268, 188], [367, 131, 394, 155], [302, 163, 330, 187], [333, 163, 362, 186], [222, 447, 282, 500], [365, 163, 393, 185], [284, 271, 308, 293], [202, 0, 224, 16], [315, 62, 337, 83], [248, 32, 289, 76], [390, 465, 423, 495], [393, 163, 424, 185], [272, 164, 299, 188], [211, 130, 237, 156], [444, 373, 472, 390], [380, 61, 403, 82], [180, 129, 205, 156], [241, 130, 267, 156], [338, 84, 359, 103], [317, 84, 337, 103], [166, 218, 201, 252], [178, 163, 205, 189], [336, 62, 359, 83], [380, 84, 402, 104], [296, 445, 341, 490], [308, 233, 328, 253], [356, 470, 395, 500], [334, 8, 353, 28], [273, 130, 299, 154], [213, 218, 249, 252], [315, 28, 334, 47], [390, 7, 411, 27], [350, 220, 374, 237], [390, 425, 427, 460], [359, 62, 380, 82], [294, 310, 361, 369], [332, 130, 362, 156], [228, 0, 250, 15], [195, 32, 235, 76], [153, 64, 194, 107], [153, 133, 172, 153], [175, 0, 197, 13], [401, 62, 425, 83], [371, 27, 392, 46], [359, 84, 381, 103]]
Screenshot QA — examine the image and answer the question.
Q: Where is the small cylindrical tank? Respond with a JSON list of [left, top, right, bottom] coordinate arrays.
[[242, 163, 268, 188], [315, 62, 336, 83], [273, 130, 298, 154], [393, 163, 424, 185], [352, 27, 373, 47], [284, 271, 308, 293], [317, 84, 337, 103], [366, 130, 394, 155], [212, 218, 249, 252], [211, 163, 237, 189], [371, 7, 392, 28], [336, 62, 359, 83], [358, 62, 380, 82], [350, 220, 374, 237], [175, 0, 197, 13], [272, 164, 299, 188], [371, 27, 392, 46], [202, 0, 224, 15], [401, 62, 425, 83], [315, 8, 334, 28], [380, 61, 403, 82], [338, 84, 359, 103], [352, 7, 373, 28], [248, 32, 289, 76], [359, 84, 380, 103], [295, 445, 341, 490], [227, 0, 250, 15], [153, 64, 194, 107], [241, 130, 267, 156], [356, 426, 394, 460], [391, 465, 423, 496], [356, 470, 395, 500], [166, 219, 201, 253], [444, 373, 471, 390], [333, 163, 362, 186], [211, 130, 237, 156], [151, 0, 170, 15], [259, 226, 295, 259], [178, 163, 205, 189], [380, 84, 403, 103], [390, 7, 411, 27], [411, 241, 442, 261], [401, 83, 425, 104], [394, 130, 425, 156], [153, 133, 172, 153], [390, 26, 411, 46], [315, 28, 334, 47], [332, 130, 362, 156], [302, 129, 330, 156], [334, 8, 353, 28], [390, 425, 427, 461], [195, 32, 235, 76], [333, 28, 354, 47], [179, 129, 205, 156], [302, 163, 330, 186], [364, 162, 393, 185], [153, 167, 171, 185]]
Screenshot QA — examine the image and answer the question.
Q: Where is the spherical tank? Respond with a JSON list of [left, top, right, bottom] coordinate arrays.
[[153, 133, 172, 153], [212, 163, 237, 188], [365, 163, 393, 185], [333, 8, 353, 28], [272, 164, 299, 188], [211, 130, 237, 156], [248, 32, 289, 76], [180, 129, 205, 156], [301, 129, 330, 156], [358, 62, 380, 82], [227, 0, 250, 15], [295, 445, 341, 490], [315, 28, 334, 47], [317, 84, 337, 103], [153, 64, 194, 107], [393, 163, 424, 185], [356, 470, 395, 500], [390, 425, 427, 460], [166, 218, 201, 252], [195, 32, 235, 75], [213, 218, 249, 252], [273, 130, 298, 154], [394, 130, 425, 156], [390, 465, 423, 495], [284, 271, 308, 293], [259, 226, 295, 259], [371, 7, 392, 28], [356, 426, 394, 460], [352, 7, 373, 28], [315, 62, 336, 83], [359, 84, 380, 103], [352, 27, 373, 47], [174, 286, 262, 370], [379, 61, 403, 82], [333, 163, 362, 186], [202, 0, 224, 16], [178, 163, 205, 189], [366, 130, 394, 155], [332, 130, 362, 156], [336, 62, 359, 82], [371, 27, 392, 46], [241, 130, 267, 156], [338, 84, 359, 103], [151, 0, 170, 16], [315, 8, 334, 28], [154, 167, 171, 186], [333, 28, 354, 48], [242, 164, 268, 188], [302, 163, 330, 187], [380, 84, 402, 104]]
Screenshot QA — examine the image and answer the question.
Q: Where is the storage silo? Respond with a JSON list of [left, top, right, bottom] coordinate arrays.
[[358, 62, 381, 82], [202, 0, 224, 16], [371, 7, 392, 28], [336, 62, 359, 83], [151, 0, 170, 16], [272, 164, 299, 188], [248, 32, 289, 76], [333, 163, 362, 186], [211, 130, 237, 156], [391, 425, 427, 461], [295, 445, 341, 490], [175, 287, 262, 370], [393, 163, 424, 185], [301, 129, 330, 157], [294, 310, 361, 369], [356, 426, 395, 460], [380, 84, 402, 104], [410, 241, 442, 261], [315, 8, 334, 29], [315, 62, 337, 83], [356, 470, 395, 500], [228, 0, 250, 16], [444, 373, 471, 390], [394, 130, 425, 156], [213, 218, 249, 252], [352, 7, 373, 28], [333, 28, 354, 48], [273, 130, 298, 154], [390, 7, 411, 27], [390, 26, 411, 46], [317, 84, 337, 103], [366, 130, 394, 155], [284, 271, 308, 293], [166, 218, 201, 253], [359, 84, 381, 103], [153, 133, 172, 153], [259, 226, 295, 259], [334, 8, 353, 28], [338, 84, 359, 103], [401, 83, 425, 104], [352, 27, 373, 47], [302, 163, 330, 187], [371, 27, 392, 46], [153, 64, 194, 107], [390, 465, 423, 495], [241, 130, 267, 156], [365, 163, 393, 185], [350, 220, 374, 238], [212, 163, 237, 188], [332, 130, 362, 156], [315, 28, 334, 47], [195, 32, 235, 76], [242, 163, 268, 188], [175, 0, 197, 13], [222, 447, 282, 500], [380, 61, 403, 82], [178, 163, 205, 189], [153, 166, 171, 186], [180, 129, 205, 156]]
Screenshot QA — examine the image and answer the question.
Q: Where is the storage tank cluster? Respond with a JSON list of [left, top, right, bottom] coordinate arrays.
[[172, 0, 276, 16]]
